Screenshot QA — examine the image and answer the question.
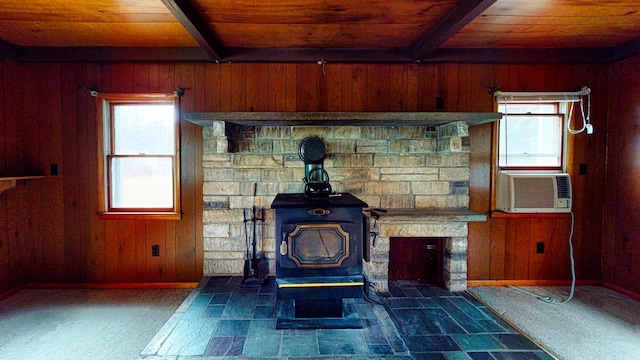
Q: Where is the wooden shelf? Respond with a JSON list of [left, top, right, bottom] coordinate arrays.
[[0, 176, 46, 194], [184, 111, 502, 127]]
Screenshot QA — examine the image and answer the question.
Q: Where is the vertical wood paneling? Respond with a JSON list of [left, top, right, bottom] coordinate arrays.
[[175, 64, 198, 281], [284, 64, 297, 111], [246, 64, 269, 111], [295, 64, 317, 111], [117, 219, 136, 282], [85, 63, 105, 282], [438, 64, 458, 111], [268, 64, 286, 111], [135, 220, 147, 281], [325, 64, 343, 111], [489, 218, 506, 279], [0, 58, 6, 290], [601, 62, 621, 283], [366, 64, 390, 111], [340, 65, 354, 111], [61, 63, 83, 282], [388, 64, 405, 111], [417, 65, 437, 111], [610, 56, 640, 294], [145, 220, 166, 282], [37, 63, 65, 282], [0, 57, 624, 290], [193, 63, 205, 279], [316, 63, 328, 111], [230, 64, 247, 111], [350, 64, 367, 111]]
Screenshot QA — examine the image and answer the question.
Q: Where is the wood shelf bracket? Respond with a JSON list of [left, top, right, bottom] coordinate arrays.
[[0, 176, 46, 195]]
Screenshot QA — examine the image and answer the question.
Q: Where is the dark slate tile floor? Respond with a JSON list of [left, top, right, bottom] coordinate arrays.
[[139, 277, 554, 360]]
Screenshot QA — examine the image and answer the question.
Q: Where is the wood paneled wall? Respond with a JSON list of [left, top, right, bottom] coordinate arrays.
[[603, 55, 640, 295], [0, 57, 618, 292]]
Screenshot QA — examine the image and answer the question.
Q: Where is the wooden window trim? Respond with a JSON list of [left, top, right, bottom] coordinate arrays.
[[96, 93, 181, 220]]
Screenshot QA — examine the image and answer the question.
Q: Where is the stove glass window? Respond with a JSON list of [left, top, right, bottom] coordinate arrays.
[[287, 224, 350, 268]]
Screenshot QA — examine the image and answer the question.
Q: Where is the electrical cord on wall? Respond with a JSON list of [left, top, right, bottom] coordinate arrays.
[[509, 211, 576, 304]]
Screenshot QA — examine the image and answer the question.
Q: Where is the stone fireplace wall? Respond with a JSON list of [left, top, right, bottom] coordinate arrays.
[[200, 120, 473, 289]]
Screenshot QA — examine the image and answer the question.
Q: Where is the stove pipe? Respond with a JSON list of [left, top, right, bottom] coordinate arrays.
[[298, 136, 332, 197]]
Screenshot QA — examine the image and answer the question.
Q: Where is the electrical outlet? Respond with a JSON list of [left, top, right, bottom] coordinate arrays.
[[579, 163, 588, 175], [50, 164, 59, 176], [151, 245, 160, 257], [536, 242, 545, 254]]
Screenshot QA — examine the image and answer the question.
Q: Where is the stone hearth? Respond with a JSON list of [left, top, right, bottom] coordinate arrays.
[[367, 209, 485, 292], [186, 113, 497, 293]]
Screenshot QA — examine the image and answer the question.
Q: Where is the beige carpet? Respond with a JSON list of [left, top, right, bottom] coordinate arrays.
[[468, 285, 640, 360], [0, 288, 190, 360]]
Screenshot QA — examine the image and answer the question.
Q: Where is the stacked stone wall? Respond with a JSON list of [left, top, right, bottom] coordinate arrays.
[[200, 121, 471, 289]]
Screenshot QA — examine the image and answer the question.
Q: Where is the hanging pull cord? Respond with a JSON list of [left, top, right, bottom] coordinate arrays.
[[567, 87, 592, 134]]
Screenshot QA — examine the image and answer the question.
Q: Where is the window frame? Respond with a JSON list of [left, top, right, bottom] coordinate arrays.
[[496, 101, 568, 172], [96, 93, 181, 220]]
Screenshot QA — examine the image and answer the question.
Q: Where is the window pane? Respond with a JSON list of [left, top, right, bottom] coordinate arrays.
[[113, 104, 175, 155], [498, 115, 562, 167], [110, 157, 173, 209]]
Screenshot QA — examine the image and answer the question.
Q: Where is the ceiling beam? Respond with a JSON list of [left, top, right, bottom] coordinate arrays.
[[412, 0, 497, 60], [5, 46, 630, 65], [0, 39, 19, 61], [16, 46, 211, 63], [223, 48, 413, 63], [427, 48, 613, 64], [608, 37, 640, 63], [160, 0, 222, 61]]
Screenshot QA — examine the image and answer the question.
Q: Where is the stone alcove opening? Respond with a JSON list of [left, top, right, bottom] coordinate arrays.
[[388, 237, 445, 285]]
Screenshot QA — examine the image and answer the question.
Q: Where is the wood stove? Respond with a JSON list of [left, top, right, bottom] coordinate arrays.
[[271, 192, 369, 329]]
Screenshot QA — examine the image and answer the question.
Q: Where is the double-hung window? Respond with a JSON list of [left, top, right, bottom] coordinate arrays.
[[96, 93, 181, 220], [497, 101, 566, 170], [495, 87, 591, 172]]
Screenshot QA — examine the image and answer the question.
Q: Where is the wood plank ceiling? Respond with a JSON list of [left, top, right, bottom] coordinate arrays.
[[0, 0, 639, 63]]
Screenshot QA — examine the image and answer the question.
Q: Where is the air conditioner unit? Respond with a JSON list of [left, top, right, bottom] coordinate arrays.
[[496, 173, 572, 213]]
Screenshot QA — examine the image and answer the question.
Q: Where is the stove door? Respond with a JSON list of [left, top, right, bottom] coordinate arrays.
[[279, 222, 356, 269]]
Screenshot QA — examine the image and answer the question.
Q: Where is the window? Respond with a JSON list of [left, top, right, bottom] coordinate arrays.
[[495, 87, 591, 172], [96, 93, 181, 220], [497, 102, 565, 170]]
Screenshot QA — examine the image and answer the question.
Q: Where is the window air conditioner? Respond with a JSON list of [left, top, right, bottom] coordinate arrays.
[[496, 173, 572, 213]]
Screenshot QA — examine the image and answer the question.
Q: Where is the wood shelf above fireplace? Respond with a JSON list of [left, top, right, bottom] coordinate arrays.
[[184, 111, 502, 127], [368, 208, 487, 222]]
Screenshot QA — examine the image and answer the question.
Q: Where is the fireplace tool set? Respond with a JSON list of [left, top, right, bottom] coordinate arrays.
[[241, 183, 268, 287]]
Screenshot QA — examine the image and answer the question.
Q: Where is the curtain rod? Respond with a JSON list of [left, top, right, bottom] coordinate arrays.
[[494, 86, 591, 98]]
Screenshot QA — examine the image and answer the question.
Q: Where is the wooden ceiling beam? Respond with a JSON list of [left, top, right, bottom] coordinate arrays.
[[14, 46, 211, 63], [426, 48, 613, 64], [160, 0, 223, 61], [608, 37, 640, 63], [5, 45, 635, 65], [0, 39, 19, 61], [223, 48, 413, 63], [412, 0, 497, 61]]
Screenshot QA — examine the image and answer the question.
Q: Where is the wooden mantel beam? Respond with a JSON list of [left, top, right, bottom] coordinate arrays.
[[183, 111, 503, 127]]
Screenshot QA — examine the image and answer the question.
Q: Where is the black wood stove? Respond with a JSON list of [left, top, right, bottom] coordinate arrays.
[[271, 137, 369, 329]]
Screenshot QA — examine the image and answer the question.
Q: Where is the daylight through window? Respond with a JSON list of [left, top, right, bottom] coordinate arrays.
[[497, 102, 564, 169], [97, 93, 181, 219]]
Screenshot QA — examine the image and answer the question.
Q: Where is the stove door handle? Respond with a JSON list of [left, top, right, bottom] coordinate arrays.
[[280, 232, 288, 256]]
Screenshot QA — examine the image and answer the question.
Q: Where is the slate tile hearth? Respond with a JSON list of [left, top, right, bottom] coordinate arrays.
[[139, 277, 554, 359]]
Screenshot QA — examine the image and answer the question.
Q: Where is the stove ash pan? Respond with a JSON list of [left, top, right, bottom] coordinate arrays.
[[271, 193, 369, 301]]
